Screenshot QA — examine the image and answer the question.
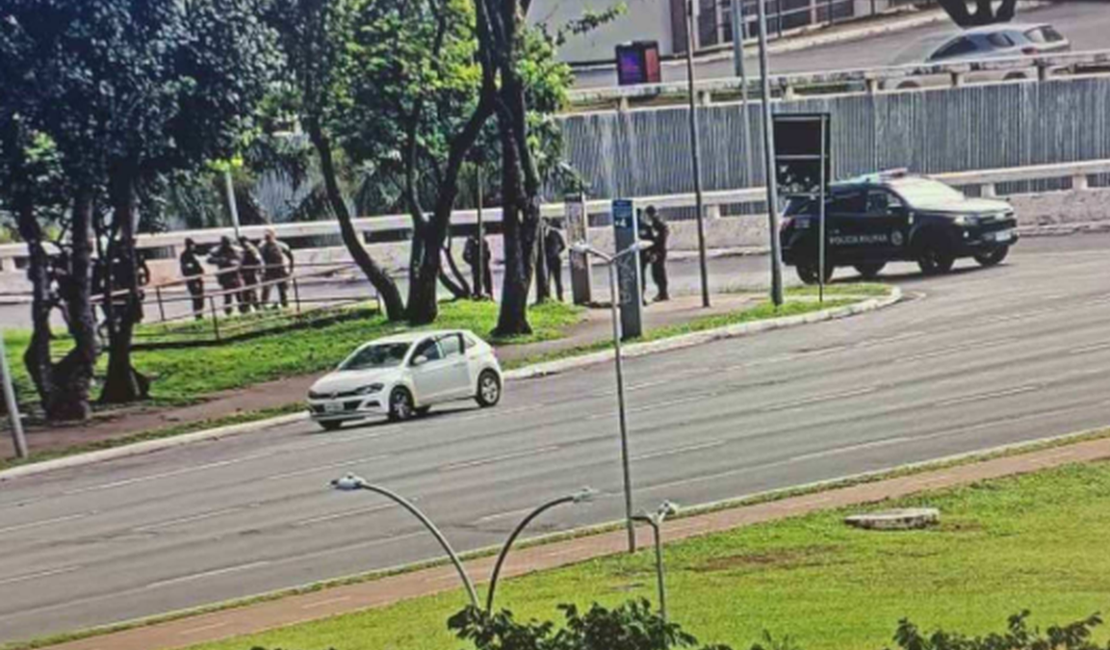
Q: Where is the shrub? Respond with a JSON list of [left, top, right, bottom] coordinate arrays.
[[887, 611, 1108, 650]]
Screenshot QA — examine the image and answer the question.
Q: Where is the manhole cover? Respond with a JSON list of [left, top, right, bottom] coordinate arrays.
[[845, 508, 939, 531]]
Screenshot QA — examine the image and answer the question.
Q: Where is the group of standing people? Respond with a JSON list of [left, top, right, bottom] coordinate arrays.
[[179, 229, 294, 319]]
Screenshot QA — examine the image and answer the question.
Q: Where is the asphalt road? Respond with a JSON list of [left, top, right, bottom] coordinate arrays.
[[2, 234, 1110, 644], [572, 2, 1110, 89]]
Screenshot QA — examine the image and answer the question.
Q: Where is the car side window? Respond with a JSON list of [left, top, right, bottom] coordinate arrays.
[[828, 190, 866, 215], [932, 37, 977, 61], [413, 338, 444, 363], [440, 334, 463, 358], [866, 190, 904, 215], [986, 32, 1014, 48], [464, 334, 480, 349]]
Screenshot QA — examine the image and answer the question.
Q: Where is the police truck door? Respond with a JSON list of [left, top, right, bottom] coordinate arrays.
[[864, 189, 911, 260]]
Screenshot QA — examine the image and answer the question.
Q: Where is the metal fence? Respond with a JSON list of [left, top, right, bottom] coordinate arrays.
[[560, 76, 1110, 201]]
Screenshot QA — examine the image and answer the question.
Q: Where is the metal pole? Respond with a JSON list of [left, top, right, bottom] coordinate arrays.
[[818, 116, 827, 304], [609, 261, 636, 553], [476, 166, 485, 299], [732, 0, 755, 189], [486, 494, 577, 613], [223, 169, 241, 239], [651, 520, 667, 623], [757, 0, 785, 306], [292, 277, 302, 314], [0, 331, 28, 459], [684, 0, 711, 309], [355, 484, 479, 608], [155, 286, 166, 322], [210, 297, 221, 342]]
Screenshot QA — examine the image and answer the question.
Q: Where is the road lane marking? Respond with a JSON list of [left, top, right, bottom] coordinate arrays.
[[64, 452, 277, 496], [789, 437, 912, 463], [633, 439, 727, 461], [302, 596, 352, 610], [144, 561, 271, 590], [758, 385, 879, 412], [0, 512, 92, 535], [293, 502, 398, 527], [1069, 341, 1110, 355], [133, 506, 249, 532], [264, 454, 393, 481], [439, 446, 560, 472], [0, 565, 82, 586], [933, 384, 1041, 408], [476, 506, 540, 524], [269, 531, 428, 565]]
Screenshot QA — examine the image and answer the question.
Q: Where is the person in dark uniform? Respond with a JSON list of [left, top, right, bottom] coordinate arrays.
[[179, 238, 205, 320], [238, 236, 263, 311], [637, 208, 655, 305], [463, 232, 493, 299], [260, 229, 294, 308], [543, 219, 567, 302], [207, 236, 243, 316], [646, 205, 670, 302]]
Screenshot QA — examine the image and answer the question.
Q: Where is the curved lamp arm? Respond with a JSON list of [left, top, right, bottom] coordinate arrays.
[[332, 475, 479, 609]]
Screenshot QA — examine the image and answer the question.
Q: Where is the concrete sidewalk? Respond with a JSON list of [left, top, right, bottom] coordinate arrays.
[[41, 430, 1110, 650]]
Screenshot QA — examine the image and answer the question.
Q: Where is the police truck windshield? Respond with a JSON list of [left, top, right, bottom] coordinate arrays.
[[339, 343, 411, 371], [891, 178, 966, 206]]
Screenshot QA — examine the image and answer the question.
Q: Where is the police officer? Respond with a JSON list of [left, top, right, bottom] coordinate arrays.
[[238, 236, 263, 311], [463, 232, 493, 299], [260, 229, 294, 308], [645, 205, 670, 302], [179, 238, 205, 320], [207, 236, 243, 316], [543, 219, 567, 302]]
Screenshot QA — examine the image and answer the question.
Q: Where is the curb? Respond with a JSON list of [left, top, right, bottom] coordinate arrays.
[[0, 288, 902, 482], [506, 286, 903, 381]]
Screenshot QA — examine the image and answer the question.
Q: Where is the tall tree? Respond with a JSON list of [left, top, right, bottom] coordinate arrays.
[[267, 0, 406, 321]]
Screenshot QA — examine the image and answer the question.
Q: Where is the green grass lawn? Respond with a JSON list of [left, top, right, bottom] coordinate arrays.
[[2, 300, 583, 408], [186, 460, 1110, 650]]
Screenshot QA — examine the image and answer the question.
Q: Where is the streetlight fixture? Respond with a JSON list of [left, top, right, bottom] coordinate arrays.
[[632, 501, 679, 624], [331, 474, 479, 608], [486, 487, 597, 613], [571, 241, 650, 554]]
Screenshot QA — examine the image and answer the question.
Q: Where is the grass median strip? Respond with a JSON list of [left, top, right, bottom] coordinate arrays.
[[183, 460, 1110, 650]]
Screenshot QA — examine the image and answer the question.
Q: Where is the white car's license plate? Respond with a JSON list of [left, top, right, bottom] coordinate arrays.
[[993, 230, 1013, 243], [324, 402, 344, 414]]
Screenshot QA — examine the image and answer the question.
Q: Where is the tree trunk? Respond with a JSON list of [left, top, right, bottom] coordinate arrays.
[[440, 237, 471, 299], [100, 171, 149, 404], [16, 202, 55, 406], [306, 119, 406, 321], [45, 192, 99, 421]]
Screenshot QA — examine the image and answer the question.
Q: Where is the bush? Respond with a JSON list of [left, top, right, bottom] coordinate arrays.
[[887, 611, 1108, 650]]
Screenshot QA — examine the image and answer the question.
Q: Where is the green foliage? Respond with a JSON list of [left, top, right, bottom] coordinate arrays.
[[448, 600, 732, 650], [889, 612, 1110, 650]]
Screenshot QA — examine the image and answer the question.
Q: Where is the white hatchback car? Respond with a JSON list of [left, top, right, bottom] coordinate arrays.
[[307, 330, 503, 431]]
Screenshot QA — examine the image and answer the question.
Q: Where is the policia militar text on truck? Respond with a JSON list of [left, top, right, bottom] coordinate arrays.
[[780, 169, 1019, 284]]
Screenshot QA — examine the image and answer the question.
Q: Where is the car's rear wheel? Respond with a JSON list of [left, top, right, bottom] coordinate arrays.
[[854, 262, 886, 280], [319, 420, 342, 432], [974, 245, 1009, 267], [475, 370, 502, 408], [916, 238, 955, 275], [388, 387, 415, 422], [796, 262, 834, 285]]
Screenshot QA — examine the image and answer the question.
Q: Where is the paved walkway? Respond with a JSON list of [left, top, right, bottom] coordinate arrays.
[[43, 432, 1110, 650], [0, 293, 759, 460]]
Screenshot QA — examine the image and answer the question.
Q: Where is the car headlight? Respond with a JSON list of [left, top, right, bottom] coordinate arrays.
[[953, 215, 978, 227], [355, 383, 384, 396]]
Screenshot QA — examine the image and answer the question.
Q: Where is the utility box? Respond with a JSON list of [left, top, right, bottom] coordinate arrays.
[[612, 199, 644, 340], [565, 194, 593, 306], [616, 41, 662, 86]]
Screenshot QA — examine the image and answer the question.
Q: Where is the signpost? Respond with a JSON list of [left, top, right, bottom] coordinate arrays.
[[772, 113, 833, 300], [0, 331, 27, 459], [566, 194, 593, 305], [612, 199, 643, 340]]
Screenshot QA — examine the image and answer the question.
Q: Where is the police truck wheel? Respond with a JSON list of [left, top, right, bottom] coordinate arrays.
[[854, 263, 886, 280], [974, 245, 1009, 267], [319, 421, 342, 432], [796, 263, 833, 285], [917, 240, 955, 275], [388, 388, 415, 422], [475, 370, 501, 408]]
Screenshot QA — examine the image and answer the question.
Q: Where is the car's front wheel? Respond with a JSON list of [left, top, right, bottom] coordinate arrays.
[[974, 245, 1009, 267], [916, 238, 955, 275], [854, 262, 886, 280], [796, 262, 834, 285], [475, 370, 502, 408], [388, 387, 415, 422]]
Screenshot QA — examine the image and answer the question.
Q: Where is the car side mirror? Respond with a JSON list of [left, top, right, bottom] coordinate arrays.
[[411, 355, 429, 367]]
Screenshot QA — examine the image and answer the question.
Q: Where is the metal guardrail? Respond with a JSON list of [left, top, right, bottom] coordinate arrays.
[[567, 49, 1110, 108]]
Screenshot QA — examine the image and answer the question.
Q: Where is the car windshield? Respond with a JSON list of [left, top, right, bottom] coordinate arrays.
[[338, 342, 411, 371], [891, 178, 967, 206]]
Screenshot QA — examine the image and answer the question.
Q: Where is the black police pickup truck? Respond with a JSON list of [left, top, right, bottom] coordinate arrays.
[[780, 170, 1018, 284]]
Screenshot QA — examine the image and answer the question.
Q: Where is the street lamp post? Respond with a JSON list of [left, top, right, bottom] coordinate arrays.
[[632, 501, 679, 624], [572, 241, 649, 554], [331, 474, 479, 608], [756, 0, 785, 307], [731, 0, 755, 187], [683, 0, 711, 309], [486, 487, 597, 613]]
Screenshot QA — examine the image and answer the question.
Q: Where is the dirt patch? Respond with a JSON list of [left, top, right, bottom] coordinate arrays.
[[692, 545, 841, 572]]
